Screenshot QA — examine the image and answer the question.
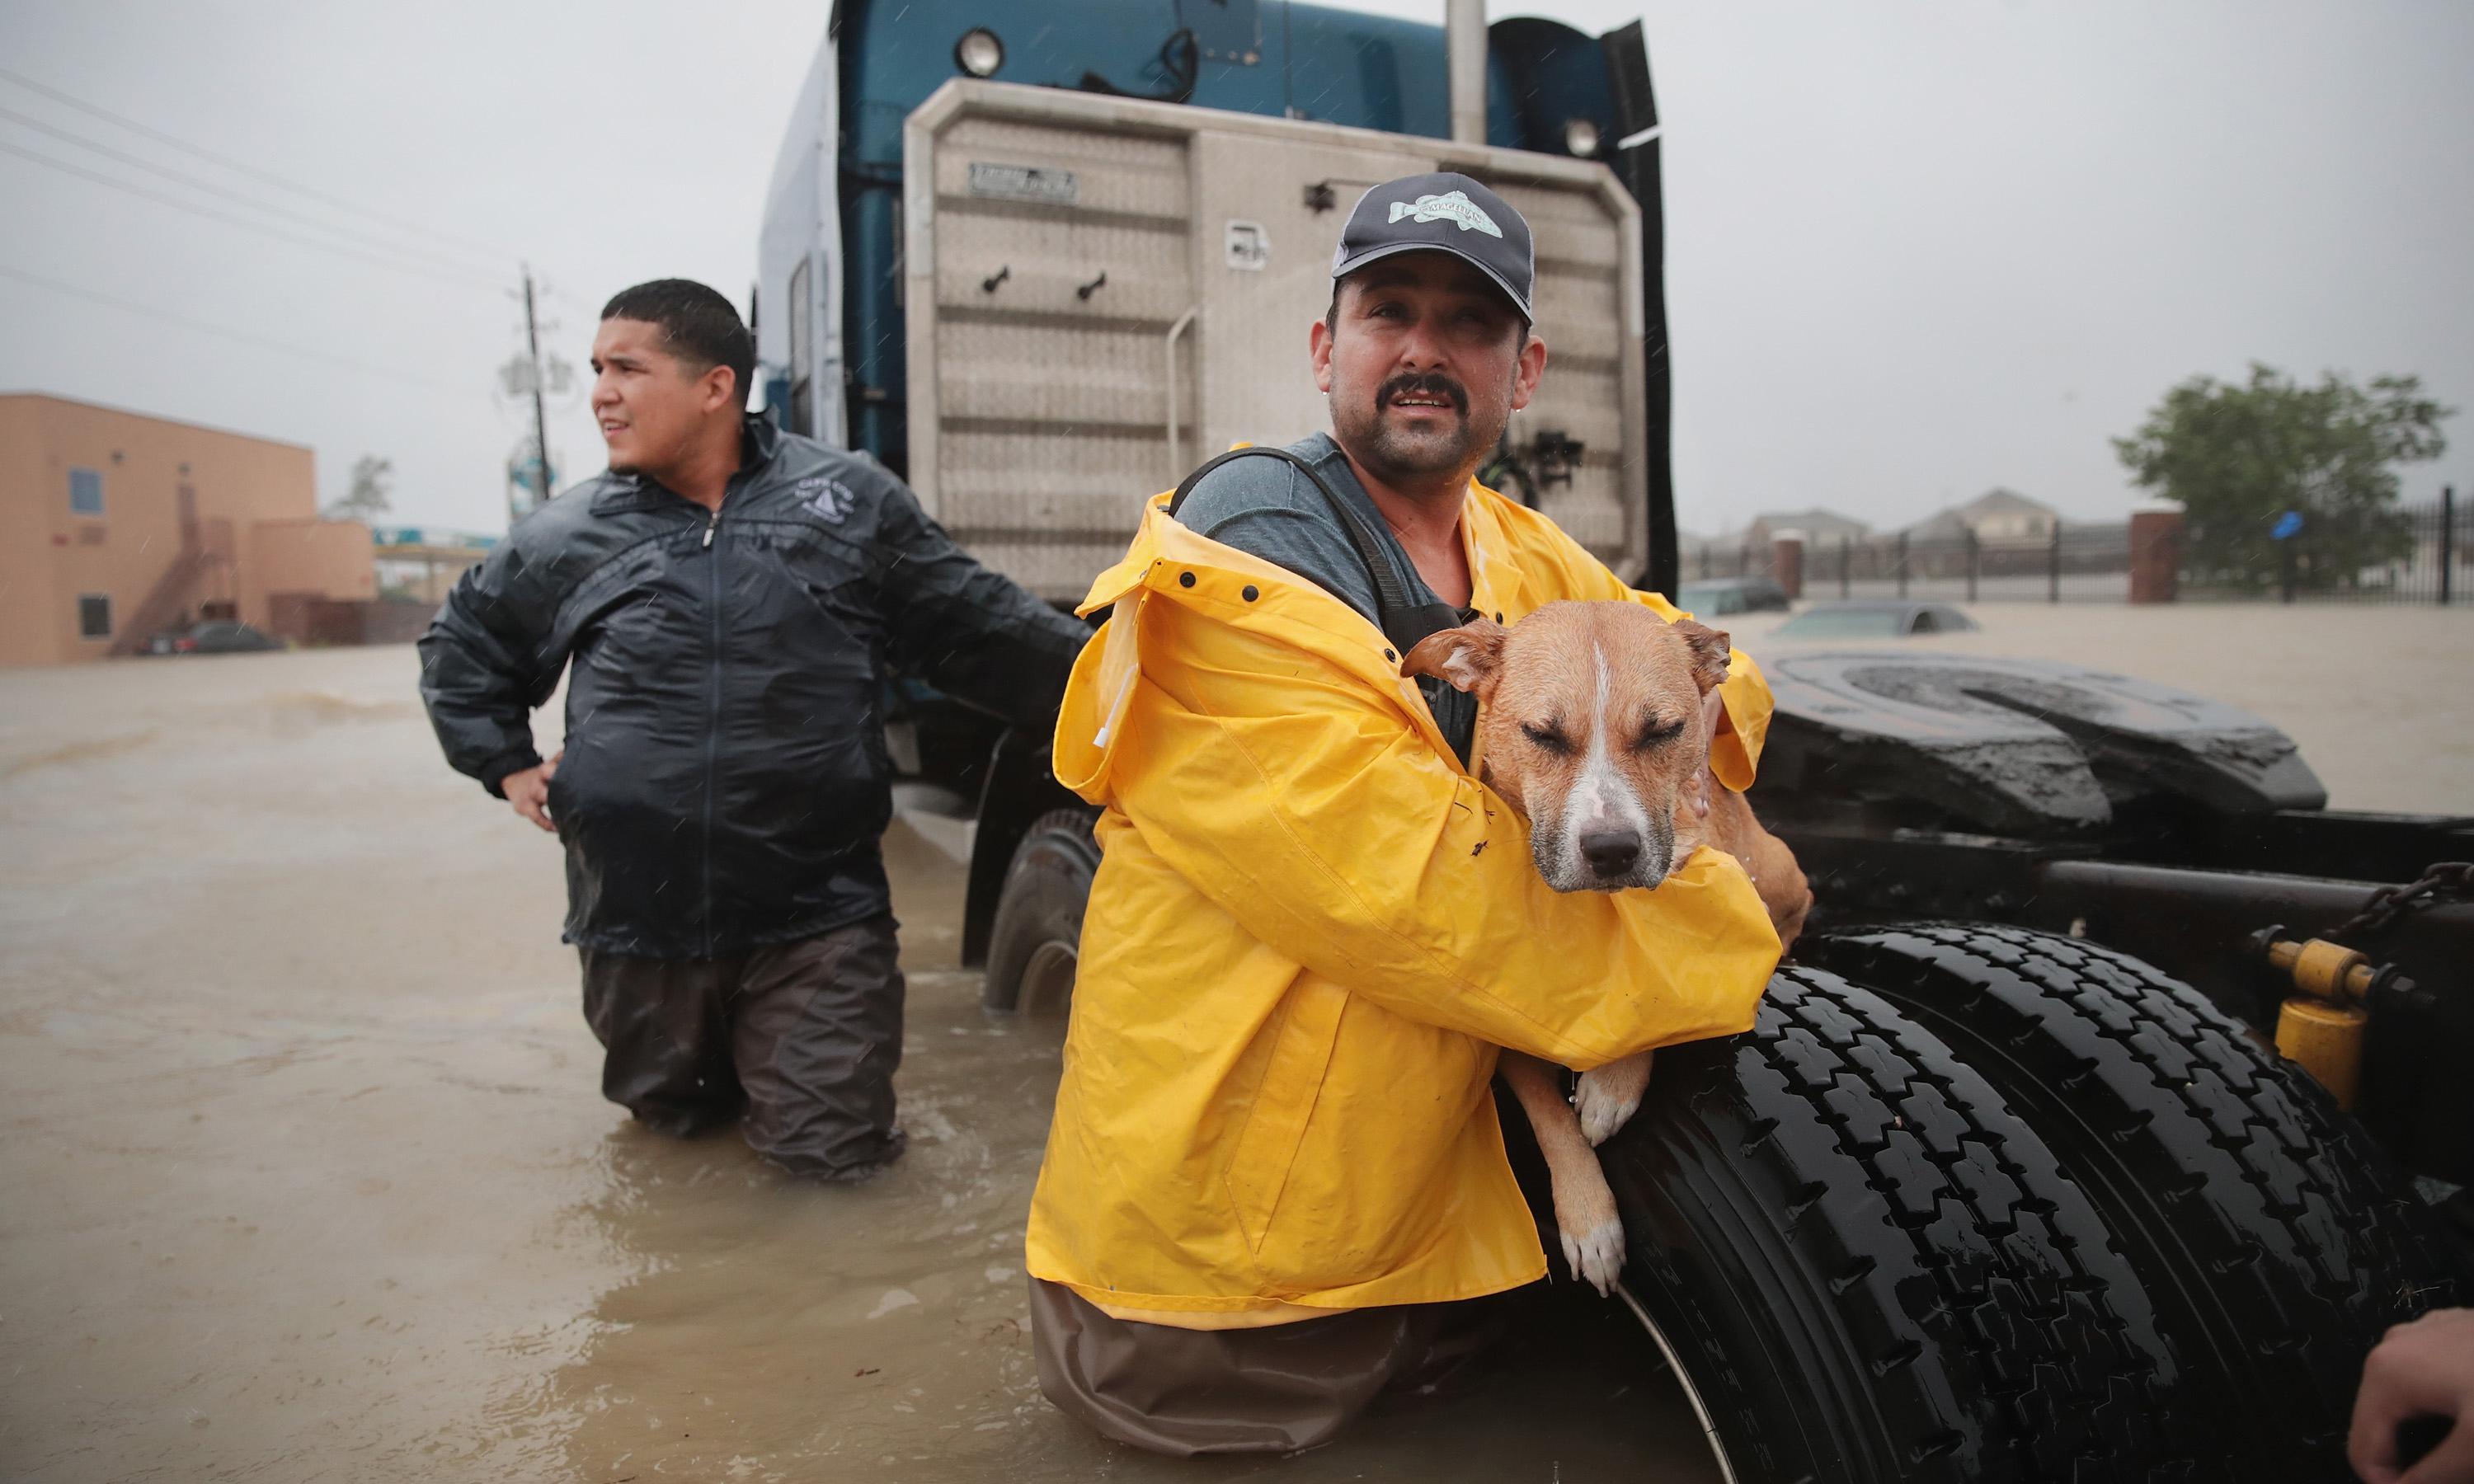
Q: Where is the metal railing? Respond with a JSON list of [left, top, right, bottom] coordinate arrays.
[[1685, 489, 2466, 607], [2183, 489, 2464, 606], [1688, 523, 2133, 603]]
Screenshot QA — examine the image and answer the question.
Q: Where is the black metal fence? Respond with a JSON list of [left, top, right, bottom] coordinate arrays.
[[1686, 488, 2465, 606], [1687, 523, 2133, 603], [2182, 490, 2465, 605]]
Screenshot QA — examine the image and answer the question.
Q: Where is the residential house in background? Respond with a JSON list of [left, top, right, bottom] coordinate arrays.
[[1907, 487, 2061, 546], [0, 393, 376, 666], [1681, 507, 1874, 581], [1744, 507, 1872, 548]]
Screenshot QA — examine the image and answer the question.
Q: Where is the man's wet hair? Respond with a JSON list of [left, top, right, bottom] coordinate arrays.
[[602, 279, 755, 406]]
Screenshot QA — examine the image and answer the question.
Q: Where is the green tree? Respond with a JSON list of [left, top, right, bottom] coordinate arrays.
[[2114, 364, 2450, 591], [322, 455, 394, 521]]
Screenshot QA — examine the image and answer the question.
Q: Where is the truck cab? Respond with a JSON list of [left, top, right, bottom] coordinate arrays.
[[756, 0, 1672, 566], [755, 10, 2473, 1477], [756, 0, 1676, 962]]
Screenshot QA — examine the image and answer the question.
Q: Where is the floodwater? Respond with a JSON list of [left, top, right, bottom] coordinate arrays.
[[2, 605, 2466, 1480], [0, 646, 1707, 1482], [1730, 600, 2474, 814]]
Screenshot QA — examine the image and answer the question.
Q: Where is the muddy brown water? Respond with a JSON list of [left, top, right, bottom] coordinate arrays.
[[0, 647, 1710, 1482], [1725, 601, 2474, 815], [3, 608, 2466, 1480]]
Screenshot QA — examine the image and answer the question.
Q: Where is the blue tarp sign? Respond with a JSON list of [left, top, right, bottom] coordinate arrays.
[[369, 525, 500, 552]]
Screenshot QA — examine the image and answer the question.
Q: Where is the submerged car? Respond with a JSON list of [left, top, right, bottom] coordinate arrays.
[[1675, 575, 1792, 616], [145, 620, 286, 655], [1768, 599, 1979, 639]]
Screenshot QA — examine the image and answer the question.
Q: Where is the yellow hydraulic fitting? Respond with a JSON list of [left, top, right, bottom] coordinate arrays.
[[2249, 924, 2394, 1112], [2262, 936, 2377, 1003], [2273, 997, 2366, 1111]]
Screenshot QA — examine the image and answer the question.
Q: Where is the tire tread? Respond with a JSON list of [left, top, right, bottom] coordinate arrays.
[[1802, 924, 2470, 1473], [1607, 968, 2187, 1481]]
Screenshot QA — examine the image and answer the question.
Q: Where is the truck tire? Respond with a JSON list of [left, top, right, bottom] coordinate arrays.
[[1572, 965, 2186, 1483], [981, 807, 1101, 1016], [1798, 924, 2472, 1480]]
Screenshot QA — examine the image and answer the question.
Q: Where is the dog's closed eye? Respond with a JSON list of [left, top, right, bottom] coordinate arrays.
[[1630, 716, 1686, 751], [1520, 721, 1574, 756]]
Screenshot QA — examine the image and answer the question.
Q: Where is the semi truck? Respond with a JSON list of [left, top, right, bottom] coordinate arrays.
[[754, 5, 2472, 1478]]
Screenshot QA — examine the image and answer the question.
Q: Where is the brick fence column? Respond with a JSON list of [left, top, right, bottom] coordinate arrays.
[[1771, 534, 1805, 600], [2128, 506, 2183, 603]]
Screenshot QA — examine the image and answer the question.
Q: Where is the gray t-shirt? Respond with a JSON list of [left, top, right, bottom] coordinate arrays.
[[1173, 433, 1477, 765]]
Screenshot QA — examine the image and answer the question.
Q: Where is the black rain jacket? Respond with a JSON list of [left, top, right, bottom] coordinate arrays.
[[417, 417, 1089, 960]]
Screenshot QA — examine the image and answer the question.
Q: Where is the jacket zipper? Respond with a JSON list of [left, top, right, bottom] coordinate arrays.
[[700, 506, 722, 957]]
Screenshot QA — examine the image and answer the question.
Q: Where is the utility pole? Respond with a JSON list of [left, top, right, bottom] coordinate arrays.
[[522, 263, 553, 519]]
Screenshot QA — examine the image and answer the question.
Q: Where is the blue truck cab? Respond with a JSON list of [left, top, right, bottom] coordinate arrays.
[[751, 0, 1681, 968], [754, 0, 1677, 586]]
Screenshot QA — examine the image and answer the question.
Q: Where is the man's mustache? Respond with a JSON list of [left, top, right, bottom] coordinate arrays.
[[1376, 373, 1468, 416]]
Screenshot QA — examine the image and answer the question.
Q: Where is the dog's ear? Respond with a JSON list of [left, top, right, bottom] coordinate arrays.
[[1402, 618, 1507, 696], [1672, 618, 1733, 693]]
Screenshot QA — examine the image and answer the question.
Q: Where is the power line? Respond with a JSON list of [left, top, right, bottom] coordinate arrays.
[[0, 104, 506, 280], [0, 63, 515, 265], [0, 262, 487, 398], [0, 139, 506, 294]]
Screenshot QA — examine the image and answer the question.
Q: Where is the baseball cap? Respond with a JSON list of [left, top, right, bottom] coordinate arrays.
[[1329, 171, 1535, 322]]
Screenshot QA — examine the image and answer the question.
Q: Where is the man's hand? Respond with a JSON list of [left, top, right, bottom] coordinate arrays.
[[2351, 1307, 2474, 1483], [503, 750, 562, 834]]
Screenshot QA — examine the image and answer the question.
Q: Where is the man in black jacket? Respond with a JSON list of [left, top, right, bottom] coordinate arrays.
[[419, 279, 1088, 1179]]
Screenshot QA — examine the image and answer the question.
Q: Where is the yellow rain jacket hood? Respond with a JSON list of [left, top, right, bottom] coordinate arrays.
[[1025, 479, 1782, 1324]]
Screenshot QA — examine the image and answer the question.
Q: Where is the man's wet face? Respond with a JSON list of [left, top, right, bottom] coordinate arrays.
[[590, 317, 713, 479], [1319, 254, 1531, 486]]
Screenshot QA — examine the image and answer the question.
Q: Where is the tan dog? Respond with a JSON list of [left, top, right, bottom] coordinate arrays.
[[1404, 600, 1810, 1294]]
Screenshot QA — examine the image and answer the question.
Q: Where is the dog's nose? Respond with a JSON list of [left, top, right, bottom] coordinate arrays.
[[1580, 830, 1642, 879]]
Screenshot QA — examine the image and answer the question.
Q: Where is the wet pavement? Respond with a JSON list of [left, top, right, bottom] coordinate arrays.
[[0, 646, 1710, 1482]]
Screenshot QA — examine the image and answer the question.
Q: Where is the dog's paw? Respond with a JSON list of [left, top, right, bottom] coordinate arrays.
[[1559, 1217, 1625, 1298], [1573, 1064, 1648, 1147]]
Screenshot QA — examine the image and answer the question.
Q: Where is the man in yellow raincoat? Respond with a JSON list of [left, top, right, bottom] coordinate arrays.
[[1024, 172, 1783, 1455]]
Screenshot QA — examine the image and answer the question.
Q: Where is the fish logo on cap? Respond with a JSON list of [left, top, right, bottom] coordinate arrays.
[[1385, 190, 1503, 239]]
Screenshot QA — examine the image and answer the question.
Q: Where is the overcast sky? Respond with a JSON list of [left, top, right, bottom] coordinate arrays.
[[2, 1, 2467, 541]]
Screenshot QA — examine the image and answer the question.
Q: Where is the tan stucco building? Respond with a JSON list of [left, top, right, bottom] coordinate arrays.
[[0, 393, 376, 667]]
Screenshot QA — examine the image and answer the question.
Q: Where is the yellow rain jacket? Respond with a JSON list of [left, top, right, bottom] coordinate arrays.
[[1024, 478, 1783, 1326]]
